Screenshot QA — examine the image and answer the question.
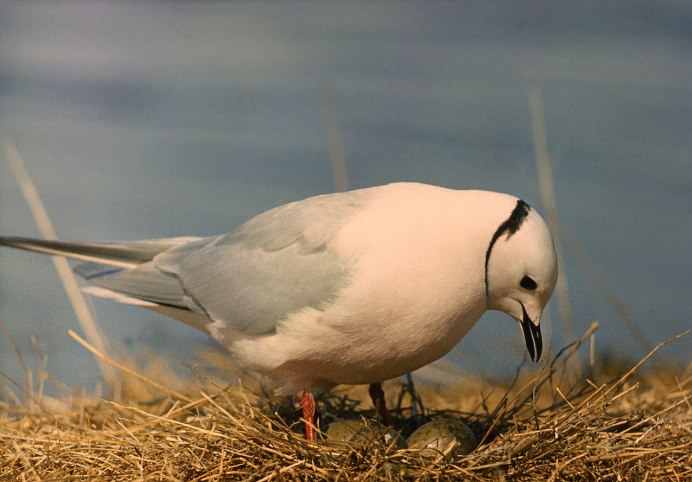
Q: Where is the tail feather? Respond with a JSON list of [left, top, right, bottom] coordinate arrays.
[[1, 235, 216, 335], [0, 236, 201, 268]]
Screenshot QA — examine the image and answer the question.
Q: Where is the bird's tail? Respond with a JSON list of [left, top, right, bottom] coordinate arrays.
[[0, 235, 217, 334], [0, 236, 200, 269]]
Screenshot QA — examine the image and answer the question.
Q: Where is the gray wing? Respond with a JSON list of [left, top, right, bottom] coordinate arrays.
[[94, 188, 372, 336]]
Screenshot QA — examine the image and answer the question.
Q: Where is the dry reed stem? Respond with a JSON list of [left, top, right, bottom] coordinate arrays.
[[525, 77, 653, 355], [1, 138, 118, 391], [322, 82, 350, 193], [527, 74, 576, 350]]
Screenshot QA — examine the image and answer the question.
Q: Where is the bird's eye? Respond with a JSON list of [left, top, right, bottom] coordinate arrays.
[[520, 275, 537, 290]]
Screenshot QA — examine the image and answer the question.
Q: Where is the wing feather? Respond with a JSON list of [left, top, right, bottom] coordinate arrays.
[[154, 189, 371, 335], [88, 262, 206, 313]]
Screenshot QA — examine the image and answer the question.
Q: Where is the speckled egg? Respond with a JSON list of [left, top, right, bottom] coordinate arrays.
[[406, 418, 477, 457], [325, 420, 407, 449]]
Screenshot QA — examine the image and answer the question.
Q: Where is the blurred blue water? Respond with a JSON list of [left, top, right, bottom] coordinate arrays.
[[1, 1, 690, 392]]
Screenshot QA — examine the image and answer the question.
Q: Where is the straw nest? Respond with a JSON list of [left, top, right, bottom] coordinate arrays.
[[1, 324, 689, 481]]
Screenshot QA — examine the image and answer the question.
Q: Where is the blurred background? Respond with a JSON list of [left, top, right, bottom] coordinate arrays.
[[1, 1, 690, 393]]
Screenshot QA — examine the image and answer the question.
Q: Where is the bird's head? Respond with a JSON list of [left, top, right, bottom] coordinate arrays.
[[484, 200, 558, 362]]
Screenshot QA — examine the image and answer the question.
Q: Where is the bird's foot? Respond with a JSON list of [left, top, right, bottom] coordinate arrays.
[[368, 382, 394, 426], [301, 390, 317, 443]]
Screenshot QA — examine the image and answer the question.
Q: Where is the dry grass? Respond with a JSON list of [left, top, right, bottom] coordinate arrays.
[[1, 324, 689, 481]]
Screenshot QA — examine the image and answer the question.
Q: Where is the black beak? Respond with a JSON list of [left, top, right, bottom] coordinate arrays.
[[520, 304, 542, 362]]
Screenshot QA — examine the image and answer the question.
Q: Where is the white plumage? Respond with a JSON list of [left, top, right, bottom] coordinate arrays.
[[0, 182, 558, 440]]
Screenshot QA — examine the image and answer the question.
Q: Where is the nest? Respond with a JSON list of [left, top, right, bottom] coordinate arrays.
[[1, 324, 690, 481]]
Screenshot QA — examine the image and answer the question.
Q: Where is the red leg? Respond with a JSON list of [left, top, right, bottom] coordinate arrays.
[[368, 382, 394, 426], [301, 390, 317, 442]]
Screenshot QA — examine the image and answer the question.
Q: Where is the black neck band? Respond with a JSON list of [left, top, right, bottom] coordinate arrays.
[[484, 200, 531, 297]]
